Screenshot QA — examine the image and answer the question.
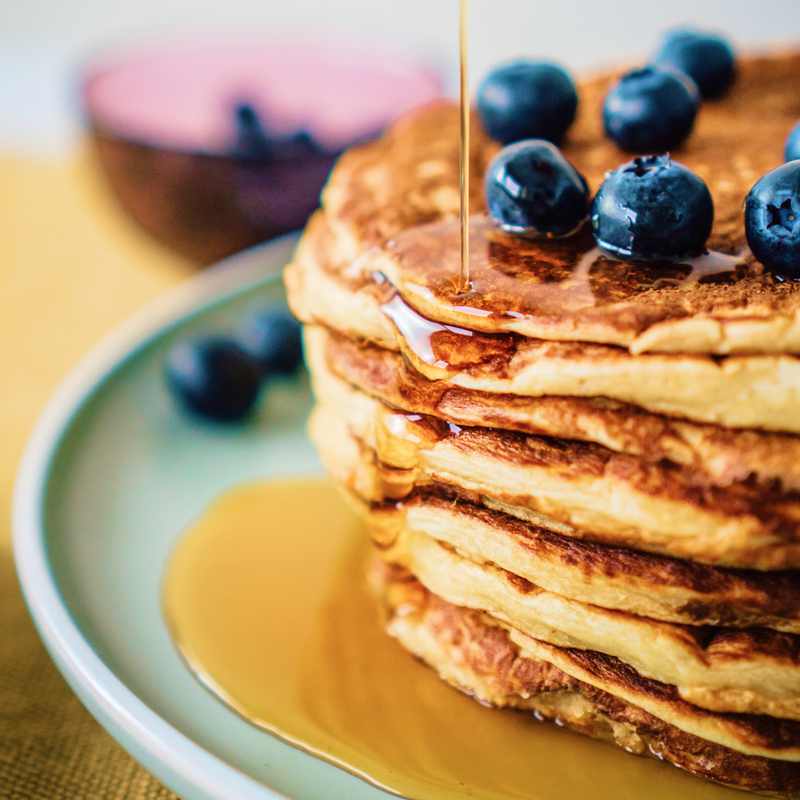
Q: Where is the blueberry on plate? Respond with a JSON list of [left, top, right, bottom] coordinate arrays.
[[603, 66, 699, 153], [164, 335, 263, 422], [785, 121, 800, 163], [477, 61, 578, 145], [744, 161, 800, 280], [485, 139, 590, 238], [654, 29, 735, 99], [591, 154, 714, 259], [234, 304, 303, 375]]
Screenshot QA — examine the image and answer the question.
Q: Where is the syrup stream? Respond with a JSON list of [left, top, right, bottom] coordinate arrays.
[[459, 0, 470, 292]]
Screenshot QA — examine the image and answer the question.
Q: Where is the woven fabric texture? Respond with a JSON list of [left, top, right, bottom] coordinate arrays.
[[1, 150, 192, 798]]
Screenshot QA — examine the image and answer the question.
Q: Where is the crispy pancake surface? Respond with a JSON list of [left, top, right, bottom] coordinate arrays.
[[308, 324, 800, 492], [305, 388, 800, 632], [284, 54, 800, 432], [289, 243, 800, 432], [308, 403, 800, 720], [370, 492, 800, 635], [308, 344, 800, 569]]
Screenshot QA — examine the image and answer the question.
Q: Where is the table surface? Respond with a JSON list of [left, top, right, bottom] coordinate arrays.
[[2, 3, 800, 797], [0, 152, 192, 798]]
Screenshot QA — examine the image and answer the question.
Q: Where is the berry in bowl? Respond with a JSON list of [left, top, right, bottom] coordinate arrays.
[[82, 37, 442, 264]]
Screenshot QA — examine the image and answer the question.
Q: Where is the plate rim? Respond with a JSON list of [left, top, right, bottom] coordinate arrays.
[[12, 235, 302, 800]]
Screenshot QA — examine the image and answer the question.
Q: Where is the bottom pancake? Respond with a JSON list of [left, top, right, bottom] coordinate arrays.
[[372, 559, 800, 796]]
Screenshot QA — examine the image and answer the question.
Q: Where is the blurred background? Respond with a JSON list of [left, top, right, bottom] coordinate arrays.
[[1, 1, 799, 798], [3, 0, 799, 156]]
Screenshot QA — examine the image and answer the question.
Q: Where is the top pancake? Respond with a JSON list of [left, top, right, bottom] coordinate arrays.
[[313, 51, 800, 355]]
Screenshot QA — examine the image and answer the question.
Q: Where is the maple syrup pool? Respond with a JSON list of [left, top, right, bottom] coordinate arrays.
[[162, 477, 734, 800]]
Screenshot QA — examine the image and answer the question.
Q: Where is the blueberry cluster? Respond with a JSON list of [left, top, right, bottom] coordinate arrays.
[[479, 29, 800, 278], [603, 29, 735, 153], [164, 304, 303, 422], [477, 30, 736, 158], [484, 142, 714, 260]]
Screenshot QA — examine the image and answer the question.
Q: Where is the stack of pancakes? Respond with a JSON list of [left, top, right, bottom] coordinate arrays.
[[285, 51, 800, 794]]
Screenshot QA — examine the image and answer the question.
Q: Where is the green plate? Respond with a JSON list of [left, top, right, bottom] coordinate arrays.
[[13, 236, 397, 800]]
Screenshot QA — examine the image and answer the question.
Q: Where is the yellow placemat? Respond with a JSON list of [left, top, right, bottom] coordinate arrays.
[[0, 146, 195, 798]]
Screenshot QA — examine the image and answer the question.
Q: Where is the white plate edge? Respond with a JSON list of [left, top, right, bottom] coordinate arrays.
[[11, 235, 303, 800]]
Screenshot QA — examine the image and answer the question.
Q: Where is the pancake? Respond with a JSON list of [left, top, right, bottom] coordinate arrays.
[[374, 561, 800, 794], [375, 524, 800, 718], [289, 238, 800, 433], [288, 53, 800, 356], [366, 491, 800, 635], [308, 352, 800, 569], [309, 323, 800, 492], [308, 391, 800, 634], [285, 53, 800, 433]]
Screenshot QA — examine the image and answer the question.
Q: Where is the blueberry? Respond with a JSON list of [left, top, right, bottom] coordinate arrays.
[[591, 155, 714, 259], [744, 161, 800, 280], [165, 336, 263, 422], [654, 29, 735, 99], [477, 61, 578, 145], [234, 304, 303, 375], [785, 121, 800, 163], [484, 140, 590, 238], [603, 66, 699, 153], [233, 103, 271, 159]]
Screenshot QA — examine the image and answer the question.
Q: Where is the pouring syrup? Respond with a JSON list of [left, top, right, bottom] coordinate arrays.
[[459, 0, 470, 292]]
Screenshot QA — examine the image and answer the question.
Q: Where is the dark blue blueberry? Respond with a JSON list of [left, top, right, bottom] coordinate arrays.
[[233, 103, 272, 159], [234, 304, 303, 375], [785, 121, 800, 163], [477, 61, 578, 145], [165, 335, 262, 422], [744, 161, 800, 280], [654, 29, 735, 99], [591, 155, 714, 259], [603, 66, 699, 153], [485, 140, 590, 238]]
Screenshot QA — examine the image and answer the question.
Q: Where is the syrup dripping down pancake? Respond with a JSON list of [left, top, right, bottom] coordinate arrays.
[[307, 324, 800, 493], [288, 232, 800, 433]]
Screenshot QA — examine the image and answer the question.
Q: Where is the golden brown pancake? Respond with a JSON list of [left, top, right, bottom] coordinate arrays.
[[375, 525, 800, 718], [307, 391, 800, 636], [365, 489, 800, 635], [290, 53, 800, 356], [374, 561, 800, 794], [309, 324, 800, 492], [284, 54, 800, 434], [289, 241, 800, 432], [308, 354, 800, 570]]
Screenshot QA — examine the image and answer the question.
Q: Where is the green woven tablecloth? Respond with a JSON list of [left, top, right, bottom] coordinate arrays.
[[1, 150, 194, 798]]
